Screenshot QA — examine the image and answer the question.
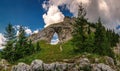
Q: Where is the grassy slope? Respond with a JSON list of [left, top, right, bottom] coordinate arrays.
[[15, 40, 120, 65], [17, 40, 81, 64]]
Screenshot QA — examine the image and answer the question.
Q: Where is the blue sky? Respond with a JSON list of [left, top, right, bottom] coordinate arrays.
[[0, 0, 45, 33]]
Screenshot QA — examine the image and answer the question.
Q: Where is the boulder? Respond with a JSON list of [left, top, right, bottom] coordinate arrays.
[[43, 63, 56, 71], [0, 59, 10, 71], [76, 58, 90, 68], [30, 59, 43, 71], [55, 62, 68, 71], [105, 56, 115, 67], [92, 63, 115, 71], [67, 63, 75, 69], [94, 58, 99, 63], [11, 63, 30, 71]]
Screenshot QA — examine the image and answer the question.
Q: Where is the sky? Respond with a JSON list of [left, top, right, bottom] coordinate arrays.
[[0, 0, 45, 33], [0, 0, 120, 48]]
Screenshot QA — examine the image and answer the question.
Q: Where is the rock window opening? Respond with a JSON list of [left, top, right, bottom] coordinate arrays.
[[50, 32, 59, 45]]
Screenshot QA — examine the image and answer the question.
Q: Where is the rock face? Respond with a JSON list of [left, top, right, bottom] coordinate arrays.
[[92, 63, 115, 71], [11, 58, 117, 71], [29, 17, 76, 43], [114, 43, 120, 54], [0, 59, 10, 71], [30, 60, 43, 71], [12, 63, 30, 71]]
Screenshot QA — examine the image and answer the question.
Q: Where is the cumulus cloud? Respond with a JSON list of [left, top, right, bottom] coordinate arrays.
[[42, 0, 120, 31], [24, 27, 32, 35], [0, 33, 6, 49], [42, 0, 91, 27], [14, 25, 32, 36], [42, 0, 90, 16], [33, 29, 39, 34], [43, 5, 65, 27]]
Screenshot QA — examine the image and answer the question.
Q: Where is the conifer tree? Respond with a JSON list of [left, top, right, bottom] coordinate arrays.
[[72, 4, 87, 52], [4, 23, 16, 40], [84, 32, 95, 53], [93, 18, 105, 55], [1, 23, 16, 62], [17, 26, 29, 57], [36, 41, 41, 52]]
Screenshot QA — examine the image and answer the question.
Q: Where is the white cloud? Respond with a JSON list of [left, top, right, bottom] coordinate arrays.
[[43, 0, 91, 17], [0, 33, 6, 50], [42, 0, 120, 31], [43, 5, 65, 27], [99, 0, 110, 17], [33, 29, 39, 34], [51, 38, 59, 45], [25, 28, 32, 35], [14, 25, 32, 36], [42, 0, 91, 27]]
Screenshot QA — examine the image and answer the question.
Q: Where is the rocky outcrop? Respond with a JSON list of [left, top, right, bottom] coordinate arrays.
[[43, 63, 56, 71], [30, 60, 43, 71], [11, 63, 30, 71], [29, 17, 76, 43], [0, 59, 10, 71], [92, 63, 115, 71], [114, 43, 120, 55], [11, 57, 118, 71]]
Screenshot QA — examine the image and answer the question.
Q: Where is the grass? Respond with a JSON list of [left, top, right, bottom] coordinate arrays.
[[6, 40, 117, 65], [16, 40, 81, 64]]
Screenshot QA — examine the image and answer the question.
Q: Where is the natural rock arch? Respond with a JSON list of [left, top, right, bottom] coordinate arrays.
[[29, 17, 75, 44]]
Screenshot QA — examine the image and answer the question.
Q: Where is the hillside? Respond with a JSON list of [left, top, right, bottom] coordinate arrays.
[[1, 15, 120, 71], [0, 40, 120, 71]]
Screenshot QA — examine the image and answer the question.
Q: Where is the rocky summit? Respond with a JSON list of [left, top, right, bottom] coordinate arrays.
[[29, 17, 76, 43]]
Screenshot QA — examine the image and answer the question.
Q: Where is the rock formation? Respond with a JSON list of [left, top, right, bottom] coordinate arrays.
[[29, 17, 76, 43], [11, 57, 119, 71], [12, 63, 30, 71], [0, 59, 10, 71]]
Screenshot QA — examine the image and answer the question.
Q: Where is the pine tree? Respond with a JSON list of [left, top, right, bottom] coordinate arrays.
[[28, 39, 35, 54], [84, 32, 95, 53], [1, 25, 41, 63], [36, 41, 41, 52], [72, 4, 87, 52], [1, 23, 16, 62], [4, 23, 16, 40], [17, 26, 28, 57], [18, 26, 27, 46], [93, 18, 105, 55]]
